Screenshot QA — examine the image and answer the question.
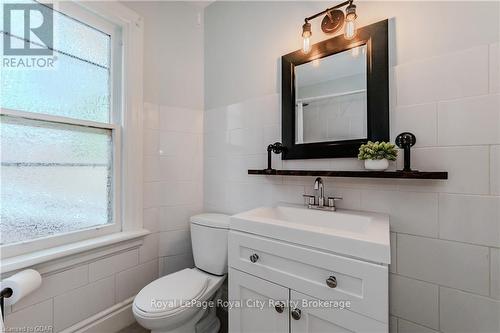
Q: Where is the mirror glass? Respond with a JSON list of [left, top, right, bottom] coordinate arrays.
[[295, 45, 367, 144]]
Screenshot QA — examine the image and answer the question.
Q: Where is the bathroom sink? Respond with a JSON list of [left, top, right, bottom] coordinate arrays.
[[230, 205, 390, 264]]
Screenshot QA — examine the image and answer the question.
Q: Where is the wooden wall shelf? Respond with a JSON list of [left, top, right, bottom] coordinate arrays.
[[248, 169, 448, 180]]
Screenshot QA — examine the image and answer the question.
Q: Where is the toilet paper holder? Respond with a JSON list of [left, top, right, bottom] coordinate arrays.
[[0, 287, 13, 314]]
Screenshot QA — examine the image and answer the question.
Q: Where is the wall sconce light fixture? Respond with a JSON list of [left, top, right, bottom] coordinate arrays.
[[301, 0, 358, 53]]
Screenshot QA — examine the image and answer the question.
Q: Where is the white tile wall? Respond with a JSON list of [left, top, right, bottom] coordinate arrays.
[[439, 194, 500, 247], [398, 319, 439, 333], [4, 299, 53, 330], [491, 248, 500, 300], [53, 277, 115, 331], [115, 259, 158, 303], [390, 274, 439, 329], [204, 4, 500, 333], [12, 265, 88, 311], [395, 45, 489, 106], [143, 102, 203, 276], [88, 249, 139, 282], [398, 234, 490, 295], [491, 145, 500, 195], [437, 94, 500, 146], [440, 287, 500, 333], [203, 40, 500, 333]]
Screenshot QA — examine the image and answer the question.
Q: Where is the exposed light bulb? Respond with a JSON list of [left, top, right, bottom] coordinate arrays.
[[302, 36, 311, 53], [344, 18, 356, 40], [344, 2, 357, 40], [302, 21, 312, 53]]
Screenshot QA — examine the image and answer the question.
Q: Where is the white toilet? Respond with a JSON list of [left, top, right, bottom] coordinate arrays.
[[133, 213, 229, 333]]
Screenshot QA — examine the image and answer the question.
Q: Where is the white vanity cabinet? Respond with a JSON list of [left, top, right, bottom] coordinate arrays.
[[228, 230, 389, 333]]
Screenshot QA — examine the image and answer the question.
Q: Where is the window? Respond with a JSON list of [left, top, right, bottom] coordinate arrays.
[[1, 1, 124, 248]]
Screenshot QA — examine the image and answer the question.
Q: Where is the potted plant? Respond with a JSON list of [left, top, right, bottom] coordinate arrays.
[[358, 141, 398, 171]]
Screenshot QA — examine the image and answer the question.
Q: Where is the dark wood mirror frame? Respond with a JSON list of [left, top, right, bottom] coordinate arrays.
[[281, 19, 389, 159]]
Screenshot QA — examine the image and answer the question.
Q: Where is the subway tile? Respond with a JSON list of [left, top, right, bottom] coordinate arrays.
[[205, 131, 229, 157], [437, 94, 500, 145], [143, 182, 161, 208], [440, 287, 500, 333], [226, 182, 273, 214], [89, 249, 139, 282], [12, 265, 88, 311], [391, 103, 437, 147], [390, 274, 439, 329], [204, 106, 227, 133], [490, 43, 499, 93], [143, 103, 159, 130], [228, 127, 264, 155], [407, 146, 490, 194], [5, 299, 52, 330], [159, 181, 199, 206], [159, 131, 201, 157], [439, 194, 500, 247], [159, 253, 195, 277], [143, 156, 161, 182], [390, 232, 397, 273], [159, 106, 203, 133], [491, 248, 500, 300], [329, 158, 366, 171], [271, 184, 306, 205], [143, 129, 160, 156], [54, 277, 115, 331], [143, 207, 160, 233], [282, 159, 331, 171], [160, 154, 203, 182], [159, 204, 202, 232], [491, 146, 500, 195], [116, 259, 158, 302], [396, 45, 489, 105], [159, 229, 191, 257], [398, 319, 439, 333], [390, 316, 398, 333], [361, 190, 438, 237], [398, 234, 490, 295], [139, 232, 159, 263]]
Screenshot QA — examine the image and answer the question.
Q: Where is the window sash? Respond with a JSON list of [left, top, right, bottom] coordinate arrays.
[[0, 1, 124, 257]]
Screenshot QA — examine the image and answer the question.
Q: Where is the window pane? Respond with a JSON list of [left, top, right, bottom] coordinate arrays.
[[1, 51, 110, 123], [0, 1, 112, 123], [0, 116, 113, 245]]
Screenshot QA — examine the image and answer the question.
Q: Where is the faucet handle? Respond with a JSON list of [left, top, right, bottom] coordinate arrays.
[[327, 196, 343, 208], [303, 194, 315, 205]]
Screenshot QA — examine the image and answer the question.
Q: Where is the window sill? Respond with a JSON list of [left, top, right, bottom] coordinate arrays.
[[0, 229, 150, 275]]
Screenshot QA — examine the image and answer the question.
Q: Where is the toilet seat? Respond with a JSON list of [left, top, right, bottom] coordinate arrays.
[[134, 268, 209, 319]]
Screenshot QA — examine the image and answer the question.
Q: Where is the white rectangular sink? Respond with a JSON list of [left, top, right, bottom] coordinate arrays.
[[230, 205, 390, 264]]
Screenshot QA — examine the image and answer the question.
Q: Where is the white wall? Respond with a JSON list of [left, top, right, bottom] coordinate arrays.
[[124, 0, 205, 276], [204, 2, 500, 333], [3, 2, 205, 331]]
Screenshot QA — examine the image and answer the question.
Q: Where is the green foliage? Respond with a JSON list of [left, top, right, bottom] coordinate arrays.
[[358, 141, 398, 161]]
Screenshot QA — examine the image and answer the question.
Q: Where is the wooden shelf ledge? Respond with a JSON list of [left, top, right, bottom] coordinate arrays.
[[248, 169, 448, 180]]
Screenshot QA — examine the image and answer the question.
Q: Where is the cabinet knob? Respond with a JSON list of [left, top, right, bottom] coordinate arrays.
[[249, 253, 259, 263], [326, 276, 337, 288], [291, 308, 302, 320], [274, 301, 285, 313]]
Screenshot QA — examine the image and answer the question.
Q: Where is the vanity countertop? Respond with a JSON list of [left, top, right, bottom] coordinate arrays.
[[230, 205, 390, 264]]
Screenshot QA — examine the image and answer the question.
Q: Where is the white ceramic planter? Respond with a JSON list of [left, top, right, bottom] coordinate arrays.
[[364, 159, 389, 171]]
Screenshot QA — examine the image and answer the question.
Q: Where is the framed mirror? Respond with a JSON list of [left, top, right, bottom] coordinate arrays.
[[281, 19, 389, 159]]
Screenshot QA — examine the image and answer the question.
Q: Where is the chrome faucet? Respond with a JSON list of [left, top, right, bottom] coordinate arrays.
[[303, 177, 342, 211], [314, 177, 325, 207]]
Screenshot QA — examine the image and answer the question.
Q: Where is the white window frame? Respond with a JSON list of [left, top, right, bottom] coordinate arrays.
[[0, 1, 144, 262]]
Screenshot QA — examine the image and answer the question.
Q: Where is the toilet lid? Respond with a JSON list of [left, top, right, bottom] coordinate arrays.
[[134, 269, 209, 315]]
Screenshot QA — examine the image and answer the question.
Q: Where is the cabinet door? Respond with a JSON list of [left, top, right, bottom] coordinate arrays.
[[229, 268, 289, 333], [290, 290, 388, 333]]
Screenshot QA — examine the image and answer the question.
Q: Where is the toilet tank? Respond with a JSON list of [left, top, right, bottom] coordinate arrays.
[[190, 213, 230, 275]]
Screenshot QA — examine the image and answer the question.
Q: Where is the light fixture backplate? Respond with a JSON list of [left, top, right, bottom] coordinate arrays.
[[321, 9, 345, 34]]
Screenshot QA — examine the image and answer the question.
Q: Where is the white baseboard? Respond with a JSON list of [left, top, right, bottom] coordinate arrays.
[[60, 297, 137, 333]]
